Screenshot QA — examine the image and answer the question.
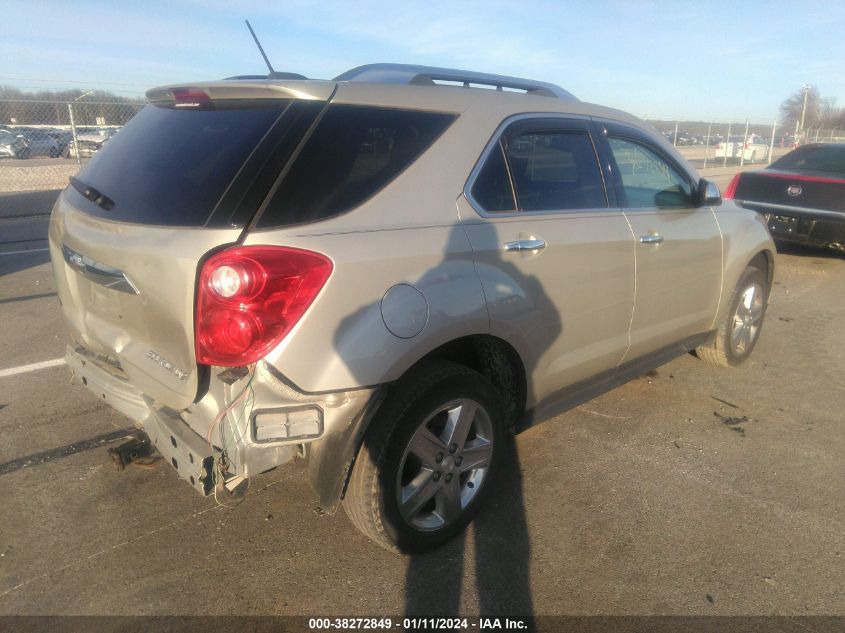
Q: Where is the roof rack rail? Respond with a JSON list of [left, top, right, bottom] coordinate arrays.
[[224, 72, 309, 81], [333, 63, 577, 100]]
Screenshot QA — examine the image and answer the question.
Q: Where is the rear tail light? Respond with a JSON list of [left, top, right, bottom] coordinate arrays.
[[195, 246, 333, 366], [716, 143, 723, 149], [723, 174, 741, 199]]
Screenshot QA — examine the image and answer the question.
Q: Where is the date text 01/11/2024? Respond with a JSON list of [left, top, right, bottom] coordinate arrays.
[[307, 617, 529, 630]]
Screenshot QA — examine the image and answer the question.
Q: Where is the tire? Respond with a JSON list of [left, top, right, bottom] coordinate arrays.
[[696, 265, 768, 367], [343, 361, 506, 553]]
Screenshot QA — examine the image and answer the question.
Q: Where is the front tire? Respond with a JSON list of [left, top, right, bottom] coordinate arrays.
[[696, 265, 768, 367], [343, 361, 505, 553]]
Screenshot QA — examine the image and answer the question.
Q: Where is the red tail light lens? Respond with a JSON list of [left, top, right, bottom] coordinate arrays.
[[723, 174, 741, 199], [716, 143, 723, 149], [196, 246, 333, 366]]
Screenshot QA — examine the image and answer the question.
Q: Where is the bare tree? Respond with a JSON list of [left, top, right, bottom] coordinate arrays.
[[780, 86, 845, 130], [780, 85, 821, 128]]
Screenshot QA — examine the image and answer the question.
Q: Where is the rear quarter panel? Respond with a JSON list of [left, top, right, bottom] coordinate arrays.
[[244, 225, 489, 392]]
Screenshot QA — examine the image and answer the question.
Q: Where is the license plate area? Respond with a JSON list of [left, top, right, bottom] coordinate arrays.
[[767, 214, 815, 237]]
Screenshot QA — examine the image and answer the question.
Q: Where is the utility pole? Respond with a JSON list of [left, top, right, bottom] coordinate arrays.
[[68, 90, 95, 168], [799, 84, 810, 143]]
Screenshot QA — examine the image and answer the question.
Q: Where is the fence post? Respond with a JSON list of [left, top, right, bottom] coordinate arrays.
[[768, 120, 776, 164], [724, 123, 731, 167], [703, 121, 712, 169], [739, 119, 749, 167], [67, 103, 81, 168]]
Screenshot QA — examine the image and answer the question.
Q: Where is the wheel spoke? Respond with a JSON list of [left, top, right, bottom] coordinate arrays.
[[742, 323, 753, 350], [437, 478, 462, 523], [743, 286, 755, 310], [750, 301, 764, 323], [443, 401, 477, 451], [408, 427, 447, 468], [400, 470, 440, 519], [460, 440, 493, 472], [731, 322, 744, 349]]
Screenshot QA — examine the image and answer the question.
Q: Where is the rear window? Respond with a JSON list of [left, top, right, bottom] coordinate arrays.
[[68, 101, 291, 227], [255, 105, 456, 228], [771, 145, 845, 175]]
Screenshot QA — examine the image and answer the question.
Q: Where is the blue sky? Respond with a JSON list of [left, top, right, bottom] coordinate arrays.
[[3, 0, 843, 123]]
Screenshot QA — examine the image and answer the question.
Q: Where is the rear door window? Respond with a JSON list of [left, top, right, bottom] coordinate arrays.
[[504, 130, 607, 211], [68, 101, 293, 227], [255, 105, 456, 228], [470, 142, 517, 212]]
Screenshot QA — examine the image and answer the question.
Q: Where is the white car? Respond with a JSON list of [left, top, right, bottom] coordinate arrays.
[[66, 128, 119, 158], [714, 134, 769, 162]]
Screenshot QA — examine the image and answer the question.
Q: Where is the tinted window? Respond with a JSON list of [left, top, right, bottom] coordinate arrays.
[[505, 131, 606, 211], [471, 142, 516, 212], [69, 101, 290, 226], [257, 105, 456, 228], [608, 137, 693, 208], [771, 145, 845, 175]]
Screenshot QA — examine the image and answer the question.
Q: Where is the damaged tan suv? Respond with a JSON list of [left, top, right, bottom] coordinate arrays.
[[49, 64, 774, 552]]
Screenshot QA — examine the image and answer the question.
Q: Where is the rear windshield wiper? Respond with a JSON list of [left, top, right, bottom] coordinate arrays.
[[69, 176, 115, 211]]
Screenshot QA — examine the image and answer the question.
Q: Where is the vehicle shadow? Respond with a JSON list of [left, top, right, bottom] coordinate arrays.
[[333, 220, 561, 623], [403, 437, 534, 619]]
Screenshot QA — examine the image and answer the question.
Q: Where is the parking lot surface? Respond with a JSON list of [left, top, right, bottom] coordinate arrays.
[[0, 182, 843, 618]]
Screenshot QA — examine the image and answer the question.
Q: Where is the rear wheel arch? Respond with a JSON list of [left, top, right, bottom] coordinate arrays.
[[330, 335, 527, 504]]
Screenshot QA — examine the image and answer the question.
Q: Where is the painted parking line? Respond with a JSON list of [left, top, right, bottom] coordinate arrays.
[[0, 248, 50, 256], [0, 358, 65, 378]]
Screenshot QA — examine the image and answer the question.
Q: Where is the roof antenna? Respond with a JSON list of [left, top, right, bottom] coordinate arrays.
[[245, 19, 275, 74]]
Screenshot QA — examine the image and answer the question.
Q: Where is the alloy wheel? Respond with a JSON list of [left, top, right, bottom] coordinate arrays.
[[731, 282, 764, 355], [396, 398, 494, 530]]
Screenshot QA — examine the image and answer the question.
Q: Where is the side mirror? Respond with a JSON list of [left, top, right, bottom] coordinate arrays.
[[697, 178, 721, 207]]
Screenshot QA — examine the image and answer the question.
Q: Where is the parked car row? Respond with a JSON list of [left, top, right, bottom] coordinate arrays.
[[0, 126, 120, 158], [661, 131, 799, 150]]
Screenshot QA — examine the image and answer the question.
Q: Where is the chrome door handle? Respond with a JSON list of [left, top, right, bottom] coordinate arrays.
[[504, 239, 546, 252], [638, 234, 664, 245]]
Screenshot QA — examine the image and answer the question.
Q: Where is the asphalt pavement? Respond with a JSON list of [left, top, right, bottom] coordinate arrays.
[[0, 181, 843, 619]]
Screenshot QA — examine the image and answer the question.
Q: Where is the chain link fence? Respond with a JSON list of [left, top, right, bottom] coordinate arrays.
[[645, 118, 845, 171], [0, 99, 144, 218]]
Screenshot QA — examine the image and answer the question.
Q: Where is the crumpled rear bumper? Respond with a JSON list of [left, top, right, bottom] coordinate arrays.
[[66, 345, 214, 494], [65, 344, 379, 505]]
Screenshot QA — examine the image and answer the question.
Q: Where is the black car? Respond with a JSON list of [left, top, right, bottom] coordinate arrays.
[[724, 143, 845, 252]]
